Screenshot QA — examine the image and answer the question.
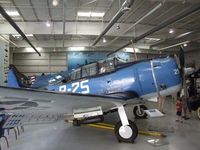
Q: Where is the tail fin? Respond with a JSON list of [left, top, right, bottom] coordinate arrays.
[[8, 68, 20, 87], [7, 65, 29, 88]]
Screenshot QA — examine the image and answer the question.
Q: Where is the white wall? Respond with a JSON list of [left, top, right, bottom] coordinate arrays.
[[185, 51, 200, 69], [12, 51, 163, 77], [11, 47, 200, 78], [13, 52, 67, 76]]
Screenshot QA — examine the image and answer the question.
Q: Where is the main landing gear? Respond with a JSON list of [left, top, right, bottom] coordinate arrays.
[[133, 104, 148, 119], [114, 106, 138, 143], [72, 105, 138, 143]]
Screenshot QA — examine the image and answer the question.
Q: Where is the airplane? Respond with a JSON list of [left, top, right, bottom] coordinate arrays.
[[0, 3, 182, 145], [2, 55, 182, 144], [8, 56, 181, 117]]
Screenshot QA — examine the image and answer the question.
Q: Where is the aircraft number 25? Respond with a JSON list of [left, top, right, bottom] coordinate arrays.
[[59, 80, 90, 94]]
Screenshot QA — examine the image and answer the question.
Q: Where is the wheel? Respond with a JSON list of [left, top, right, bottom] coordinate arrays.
[[73, 119, 80, 126], [114, 120, 138, 143], [197, 107, 200, 120], [133, 105, 148, 119]]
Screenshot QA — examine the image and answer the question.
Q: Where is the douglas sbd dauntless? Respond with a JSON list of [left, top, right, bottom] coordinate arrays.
[[0, 2, 182, 144], [2, 55, 182, 143]]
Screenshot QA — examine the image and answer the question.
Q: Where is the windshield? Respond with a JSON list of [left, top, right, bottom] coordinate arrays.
[[69, 57, 128, 81]]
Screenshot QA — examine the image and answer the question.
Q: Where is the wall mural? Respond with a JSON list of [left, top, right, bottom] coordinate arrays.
[[67, 52, 131, 70]]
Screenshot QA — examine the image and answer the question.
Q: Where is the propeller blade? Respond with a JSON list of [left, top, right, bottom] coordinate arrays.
[[178, 46, 185, 68], [178, 46, 189, 97]]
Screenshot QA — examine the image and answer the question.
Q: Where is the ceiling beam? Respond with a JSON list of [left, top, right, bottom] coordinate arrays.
[[0, 5, 41, 56], [0, 22, 158, 37], [150, 29, 200, 48], [108, 5, 200, 56], [11, 47, 161, 55], [62, 0, 66, 48], [10, 0, 26, 22], [47, 0, 52, 21], [106, 2, 163, 46], [0, 34, 18, 47], [103, 0, 116, 19], [91, 0, 135, 46], [11, 39, 129, 48], [29, 0, 40, 21]]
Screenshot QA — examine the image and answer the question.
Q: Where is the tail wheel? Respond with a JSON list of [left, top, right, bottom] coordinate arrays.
[[197, 107, 200, 120], [114, 120, 138, 143], [133, 105, 148, 119], [73, 119, 80, 126]]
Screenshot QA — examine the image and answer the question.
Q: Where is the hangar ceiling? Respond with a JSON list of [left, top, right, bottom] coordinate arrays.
[[0, 0, 200, 53]]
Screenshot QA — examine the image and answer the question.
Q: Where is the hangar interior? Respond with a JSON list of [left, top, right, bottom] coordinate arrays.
[[0, 0, 199, 78], [0, 0, 200, 150]]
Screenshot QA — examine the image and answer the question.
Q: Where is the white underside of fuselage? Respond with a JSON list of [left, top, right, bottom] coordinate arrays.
[[141, 84, 182, 100]]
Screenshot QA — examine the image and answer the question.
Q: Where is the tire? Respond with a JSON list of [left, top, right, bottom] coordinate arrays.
[[197, 107, 200, 120], [73, 119, 80, 126], [133, 105, 148, 119], [114, 120, 138, 143]]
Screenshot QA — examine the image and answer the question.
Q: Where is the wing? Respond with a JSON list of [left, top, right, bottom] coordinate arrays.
[[0, 86, 129, 129]]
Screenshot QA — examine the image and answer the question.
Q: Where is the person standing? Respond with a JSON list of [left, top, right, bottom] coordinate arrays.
[[180, 87, 190, 120], [176, 98, 183, 123], [158, 95, 166, 113], [172, 93, 178, 104]]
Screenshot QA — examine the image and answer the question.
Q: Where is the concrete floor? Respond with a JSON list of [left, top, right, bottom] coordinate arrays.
[[1, 98, 200, 150]]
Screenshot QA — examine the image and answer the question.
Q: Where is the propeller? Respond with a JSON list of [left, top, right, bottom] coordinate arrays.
[[178, 46, 188, 97], [178, 46, 185, 69], [178, 46, 185, 83]]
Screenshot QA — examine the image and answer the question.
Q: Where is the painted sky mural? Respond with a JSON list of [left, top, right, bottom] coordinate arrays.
[[67, 52, 131, 70]]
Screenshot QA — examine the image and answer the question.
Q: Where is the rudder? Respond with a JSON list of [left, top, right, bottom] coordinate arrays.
[[7, 68, 20, 88]]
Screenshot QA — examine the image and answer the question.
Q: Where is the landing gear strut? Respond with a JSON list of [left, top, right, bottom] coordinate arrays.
[[114, 106, 138, 143], [71, 105, 138, 143], [133, 105, 147, 119]]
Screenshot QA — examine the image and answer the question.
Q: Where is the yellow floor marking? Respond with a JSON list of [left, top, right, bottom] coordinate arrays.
[[96, 122, 115, 127], [65, 120, 166, 137], [87, 124, 114, 130]]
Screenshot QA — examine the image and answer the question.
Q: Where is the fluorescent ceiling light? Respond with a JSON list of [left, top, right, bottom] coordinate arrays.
[[69, 47, 85, 51], [78, 12, 91, 17], [6, 11, 20, 16], [12, 34, 33, 37], [46, 21, 51, 27], [52, 0, 59, 6], [25, 47, 42, 52], [0, 1, 11, 4], [124, 47, 140, 53], [169, 28, 174, 34], [103, 38, 107, 43], [77, 12, 105, 17], [145, 37, 160, 41], [91, 12, 105, 17]]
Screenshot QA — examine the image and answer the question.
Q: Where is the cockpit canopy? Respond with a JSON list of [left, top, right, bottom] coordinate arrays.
[[70, 57, 129, 81]]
